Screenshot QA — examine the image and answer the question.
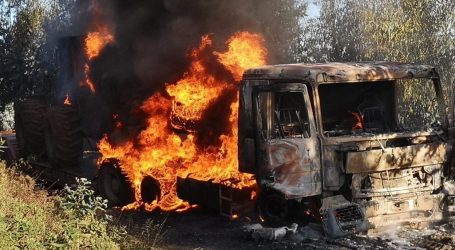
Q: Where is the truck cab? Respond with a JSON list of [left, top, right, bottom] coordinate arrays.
[[238, 62, 452, 236]]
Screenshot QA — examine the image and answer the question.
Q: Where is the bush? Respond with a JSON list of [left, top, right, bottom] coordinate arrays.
[[0, 162, 124, 249], [55, 178, 127, 249], [0, 159, 166, 249]]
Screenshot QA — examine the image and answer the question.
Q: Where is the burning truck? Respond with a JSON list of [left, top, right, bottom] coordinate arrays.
[[7, 59, 455, 238], [4, 26, 455, 237]]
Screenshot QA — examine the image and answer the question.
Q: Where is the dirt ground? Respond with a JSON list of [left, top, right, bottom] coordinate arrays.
[[113, 208, 455, 250]]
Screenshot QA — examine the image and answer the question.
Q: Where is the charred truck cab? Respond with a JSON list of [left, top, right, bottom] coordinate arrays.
[[238, 62, 452, 237]]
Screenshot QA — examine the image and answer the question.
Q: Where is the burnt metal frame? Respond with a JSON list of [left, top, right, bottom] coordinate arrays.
[[252, 82, 321, 195]]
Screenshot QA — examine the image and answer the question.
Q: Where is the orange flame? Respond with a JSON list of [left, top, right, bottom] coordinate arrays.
[[85, 26, 114, 61], [64, 93, 72, 106], [82, 25, 114, 93], [99, 31, 267, 212], [216, 32, 267, 81], [166, 35, 226, 122], [351, 112, 364, 129], [83, 64, 96, 93]]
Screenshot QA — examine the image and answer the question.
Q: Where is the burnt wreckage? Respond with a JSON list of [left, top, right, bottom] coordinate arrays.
[[238, 62, 454, 237], [5, 61, 455, 239]]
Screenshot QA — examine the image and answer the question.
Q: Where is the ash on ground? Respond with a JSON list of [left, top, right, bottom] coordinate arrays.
[[243, 220, 455, 250], [115, 209, 455, 250]]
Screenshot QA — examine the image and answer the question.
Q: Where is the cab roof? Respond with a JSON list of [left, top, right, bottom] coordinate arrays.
[[242, 61, 439, 85]]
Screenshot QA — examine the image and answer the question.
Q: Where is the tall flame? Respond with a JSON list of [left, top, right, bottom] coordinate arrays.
[[99, 31, 267, 212], [82, 25, 114, 93], [85, 26, 115, 61], [166, 35, 226, 122]]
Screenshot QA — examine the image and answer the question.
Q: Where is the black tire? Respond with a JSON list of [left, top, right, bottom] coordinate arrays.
[[97, 160, 135, 207], [258, 189, 298, 226], [44, 105, 83, 168], [14, 99, 47, 158]]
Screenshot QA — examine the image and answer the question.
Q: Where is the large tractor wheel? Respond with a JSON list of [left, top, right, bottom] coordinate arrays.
[[44, 105, 83, 168], [97, 160, 135, 207], [14, 99, 47, 158]]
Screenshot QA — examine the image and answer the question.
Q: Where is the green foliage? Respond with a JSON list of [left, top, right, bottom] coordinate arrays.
[[0, 163, 123, 249], [299, 0, 455, 127], [0, 160, 166, 249], [0, 0, 78, 129], [0, 1, 51, 108], [60, 178, 108, 217], [56, 178, 127, 249], [252, 0, 307, 63]]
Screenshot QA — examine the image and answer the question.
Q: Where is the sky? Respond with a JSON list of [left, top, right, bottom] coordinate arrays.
[[307, 1, 321, 18]]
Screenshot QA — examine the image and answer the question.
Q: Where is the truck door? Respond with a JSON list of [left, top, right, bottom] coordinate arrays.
[[253, 83, 321, 198]]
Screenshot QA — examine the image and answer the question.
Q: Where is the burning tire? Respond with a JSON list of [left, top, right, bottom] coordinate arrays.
[[44, 105, 83, 167], [97, 160, 134, 207], [14, 98, 47, 157]]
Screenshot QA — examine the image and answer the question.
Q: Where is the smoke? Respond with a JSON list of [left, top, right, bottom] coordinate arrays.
[[78, 0, 298, 144]]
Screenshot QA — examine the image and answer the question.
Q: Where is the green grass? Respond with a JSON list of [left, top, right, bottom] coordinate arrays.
[[0, 160, 165, 249]]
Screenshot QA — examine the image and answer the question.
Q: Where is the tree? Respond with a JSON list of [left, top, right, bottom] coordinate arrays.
[[298, 0, 455, 124], [0, 0, 77, 129]]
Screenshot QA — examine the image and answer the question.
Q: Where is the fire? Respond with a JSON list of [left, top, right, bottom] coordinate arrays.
[[85, 26, 114, 61], [351, 112, 364, 129], [166, 36, 225, 123], [83, 64, 96, 93], [216, 32, 267, 81], [82, 25, 114, 93], [99, 31, 267, 212], [64, 93, 72, 105]]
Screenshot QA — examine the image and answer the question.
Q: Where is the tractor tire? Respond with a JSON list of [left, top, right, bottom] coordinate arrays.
[[44, 105, 83, 168], [97, 160, 135, 207], [14, 99, 47, 158]]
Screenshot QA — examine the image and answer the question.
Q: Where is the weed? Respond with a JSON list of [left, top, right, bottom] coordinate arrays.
[[0, 160, 166, 249]]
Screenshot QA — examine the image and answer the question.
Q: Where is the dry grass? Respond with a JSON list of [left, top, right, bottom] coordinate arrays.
[[0, 159, 166, 249], [0, 161, 63, 248], [0, 161, 122, 249]]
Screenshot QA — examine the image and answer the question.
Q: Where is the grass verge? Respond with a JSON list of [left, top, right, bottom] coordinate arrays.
[[0, 160, 165, 249]]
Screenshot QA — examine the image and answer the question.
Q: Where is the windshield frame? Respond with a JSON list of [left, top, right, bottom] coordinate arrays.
[[314, 77, 448, 140]]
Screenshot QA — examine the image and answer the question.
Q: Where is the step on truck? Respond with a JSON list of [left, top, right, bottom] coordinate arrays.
[[238, 62, 455, 237]]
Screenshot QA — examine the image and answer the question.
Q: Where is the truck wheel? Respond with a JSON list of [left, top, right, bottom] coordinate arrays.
[[140, 175, 161, 203], [258, 190, 290, 226], [14, 99, 47, 157], [97, 161, 134, 207], [45, 105, 83, 168]]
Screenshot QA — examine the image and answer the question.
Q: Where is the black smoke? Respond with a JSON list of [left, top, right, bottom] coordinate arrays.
[[76, 0, 301, 146]]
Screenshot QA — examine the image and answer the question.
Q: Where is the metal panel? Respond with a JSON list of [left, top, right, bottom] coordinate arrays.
[[346, 142, 449, 173]]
